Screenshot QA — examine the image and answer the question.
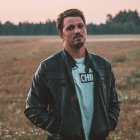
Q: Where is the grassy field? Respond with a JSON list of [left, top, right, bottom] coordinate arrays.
[[0, 36, 140, 140]]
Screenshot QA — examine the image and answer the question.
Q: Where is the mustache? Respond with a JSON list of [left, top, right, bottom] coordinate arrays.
[[73, 33, 83, 39]]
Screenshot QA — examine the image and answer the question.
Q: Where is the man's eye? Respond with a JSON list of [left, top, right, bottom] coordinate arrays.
[[67, 26, 74, 31], [78, 24, 84, 29]]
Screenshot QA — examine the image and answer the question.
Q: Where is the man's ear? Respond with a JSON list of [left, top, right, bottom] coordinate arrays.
[[60, 33, 63, 39]]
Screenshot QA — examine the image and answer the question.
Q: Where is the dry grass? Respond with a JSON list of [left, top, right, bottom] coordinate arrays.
[[0, 36, 140, 140]]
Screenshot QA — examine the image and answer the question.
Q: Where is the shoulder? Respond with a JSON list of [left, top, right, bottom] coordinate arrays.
[[89, 52, 111, 66], [38, 50, 63, 72], [43, 50, 62, 64], [40, 50, 63, 66], [88, 52, 112, 76]]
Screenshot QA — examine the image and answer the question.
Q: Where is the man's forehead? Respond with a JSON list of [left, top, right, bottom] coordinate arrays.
[[63, 17, 84, 26]]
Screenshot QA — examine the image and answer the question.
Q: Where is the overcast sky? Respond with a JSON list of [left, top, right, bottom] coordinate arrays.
[[0, 0, 140, 24]]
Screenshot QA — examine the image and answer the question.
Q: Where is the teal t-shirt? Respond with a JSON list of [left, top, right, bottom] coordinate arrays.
[[72, 57, 94, 140]]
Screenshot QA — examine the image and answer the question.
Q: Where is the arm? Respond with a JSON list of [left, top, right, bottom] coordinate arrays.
[[24, 62, 59, 132], [108, 70, 121, 131]]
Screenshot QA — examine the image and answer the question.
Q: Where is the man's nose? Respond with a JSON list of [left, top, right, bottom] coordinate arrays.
[[74, 28, 81, 34]]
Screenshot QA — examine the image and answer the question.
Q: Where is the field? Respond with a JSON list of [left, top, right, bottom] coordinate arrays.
[[0, 35, 140, 140]]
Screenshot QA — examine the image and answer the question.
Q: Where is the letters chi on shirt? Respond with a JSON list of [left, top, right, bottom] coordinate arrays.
[[79, 73, 93, 83]]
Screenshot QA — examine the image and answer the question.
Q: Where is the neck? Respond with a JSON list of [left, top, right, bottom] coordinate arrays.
[[64, 46, 86, 59]]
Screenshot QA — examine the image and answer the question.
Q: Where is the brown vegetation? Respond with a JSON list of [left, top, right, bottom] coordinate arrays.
[[0, 36, 140, 140]]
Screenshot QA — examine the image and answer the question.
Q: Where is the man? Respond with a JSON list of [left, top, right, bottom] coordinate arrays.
[[24, 9, 120, 140]]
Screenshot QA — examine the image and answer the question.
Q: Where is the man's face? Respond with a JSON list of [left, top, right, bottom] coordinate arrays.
[[61, 16, 87, 50]]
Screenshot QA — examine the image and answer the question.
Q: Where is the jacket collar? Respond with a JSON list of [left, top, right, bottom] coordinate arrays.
[[63, 48, 93, 73]]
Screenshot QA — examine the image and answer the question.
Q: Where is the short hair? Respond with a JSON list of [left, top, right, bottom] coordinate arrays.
[[56, 9, 86, 34]]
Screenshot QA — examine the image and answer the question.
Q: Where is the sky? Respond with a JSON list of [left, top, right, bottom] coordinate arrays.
[[0, 0, 140, 24]]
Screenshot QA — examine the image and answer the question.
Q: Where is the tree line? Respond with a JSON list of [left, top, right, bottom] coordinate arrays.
[[0, 10, 140, 35]]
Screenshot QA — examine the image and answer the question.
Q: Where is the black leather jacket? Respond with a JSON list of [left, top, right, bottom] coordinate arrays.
[[24, 49, 120, 140]]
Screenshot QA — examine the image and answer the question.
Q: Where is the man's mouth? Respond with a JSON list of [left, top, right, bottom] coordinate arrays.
[[74, 34, 83, 40]]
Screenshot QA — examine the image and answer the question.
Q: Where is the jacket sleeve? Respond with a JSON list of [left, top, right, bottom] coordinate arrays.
[[24, 62, 58, 131], [108, 69, 121, 131]]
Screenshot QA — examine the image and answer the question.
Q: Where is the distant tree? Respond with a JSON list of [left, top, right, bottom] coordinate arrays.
[[3, 21, 15, 35], [0, 21, 2, 34], [106, 9, 140, 25], [87, 23, 94, 34], [106, 14, 113, 24], [104, 9, 140, 34], [0, 9, 140, 35]]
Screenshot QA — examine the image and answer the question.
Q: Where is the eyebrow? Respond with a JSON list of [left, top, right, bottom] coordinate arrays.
[[66, 23, 84, 28]]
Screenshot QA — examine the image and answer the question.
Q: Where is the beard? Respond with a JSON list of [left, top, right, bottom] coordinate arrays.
[[72, 34, 85, 49], [73, 40, 85, 49]]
